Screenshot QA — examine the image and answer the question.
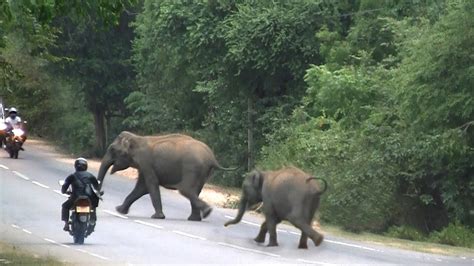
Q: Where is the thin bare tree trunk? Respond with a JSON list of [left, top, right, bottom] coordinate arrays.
[[93, 106, 106, 155], [247, 95, 254, 171]]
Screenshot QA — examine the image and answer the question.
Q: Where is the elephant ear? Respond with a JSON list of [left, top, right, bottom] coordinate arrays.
[[251, 170, 264, 191], [119, 132, 138, 153]]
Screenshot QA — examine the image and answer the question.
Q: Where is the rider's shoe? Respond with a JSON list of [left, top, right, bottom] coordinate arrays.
[[63, 223, 70, 231]]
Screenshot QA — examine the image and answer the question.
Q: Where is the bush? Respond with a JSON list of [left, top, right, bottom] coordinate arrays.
[[385, 226, 426, 241], [428, 222, 474, 248]]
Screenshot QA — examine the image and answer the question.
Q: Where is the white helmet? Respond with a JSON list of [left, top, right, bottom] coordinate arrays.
[[9, 107, 17, 114]]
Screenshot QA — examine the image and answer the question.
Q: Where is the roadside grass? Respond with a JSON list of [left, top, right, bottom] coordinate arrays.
[[320, 224, 474, 257], [0, 242, 64, 265]]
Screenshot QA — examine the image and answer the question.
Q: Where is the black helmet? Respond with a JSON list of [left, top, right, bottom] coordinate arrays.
[[74, 157, 88, 171]]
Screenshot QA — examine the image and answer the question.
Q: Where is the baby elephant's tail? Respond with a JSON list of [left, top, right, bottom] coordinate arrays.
[[306, 176, 328, 196]]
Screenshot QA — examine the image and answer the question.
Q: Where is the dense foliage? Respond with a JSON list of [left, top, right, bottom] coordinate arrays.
[[1, 0, 472, 243]]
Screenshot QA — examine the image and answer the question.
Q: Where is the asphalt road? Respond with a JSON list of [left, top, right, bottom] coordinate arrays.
[[1, 141, 473, 265]]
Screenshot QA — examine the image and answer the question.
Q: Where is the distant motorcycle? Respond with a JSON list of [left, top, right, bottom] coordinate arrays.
[[5, 127, 26, 159], [59, 180, 99, 245]]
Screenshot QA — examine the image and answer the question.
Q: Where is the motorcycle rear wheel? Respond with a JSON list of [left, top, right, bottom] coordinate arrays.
[[73, 222, 87, 244]]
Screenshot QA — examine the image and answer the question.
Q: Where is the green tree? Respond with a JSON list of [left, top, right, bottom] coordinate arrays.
[[51, 12, 136, 154], [393, 0, 474, 228], [132, 0, 346, 184]]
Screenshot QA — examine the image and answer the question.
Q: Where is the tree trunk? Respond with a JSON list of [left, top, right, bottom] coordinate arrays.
[[247, 95, 254, 171], [93, 106, 106, 156]]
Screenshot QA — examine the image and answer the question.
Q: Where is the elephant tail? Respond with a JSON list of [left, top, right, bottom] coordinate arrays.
[[213, 163, 241, 171], [306, 176, 328, 195]]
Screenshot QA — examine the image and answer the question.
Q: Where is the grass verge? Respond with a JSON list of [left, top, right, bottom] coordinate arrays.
[[0, 242, 64, 265], [321, 225, 474, 257]]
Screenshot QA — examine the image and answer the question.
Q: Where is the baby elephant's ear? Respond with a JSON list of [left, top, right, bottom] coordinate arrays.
[[251, 170, 263, 190]]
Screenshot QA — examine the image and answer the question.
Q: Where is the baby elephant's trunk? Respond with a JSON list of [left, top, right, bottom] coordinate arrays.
[[224, 196, 248, 227]]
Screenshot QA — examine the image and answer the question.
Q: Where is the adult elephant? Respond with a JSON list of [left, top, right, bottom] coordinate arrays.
[[225, 167, 327, 249], [97, 131, 237, 221]]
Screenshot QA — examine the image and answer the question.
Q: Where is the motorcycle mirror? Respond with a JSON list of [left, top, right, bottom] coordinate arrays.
[[24, 121, 28, 124], [58, 180, 65, 186]]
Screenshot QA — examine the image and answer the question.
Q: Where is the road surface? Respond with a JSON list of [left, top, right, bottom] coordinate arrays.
[[1, 140, 473, 265]]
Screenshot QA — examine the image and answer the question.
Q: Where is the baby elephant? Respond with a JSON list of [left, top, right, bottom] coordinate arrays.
[[225, 167, 327, 249]]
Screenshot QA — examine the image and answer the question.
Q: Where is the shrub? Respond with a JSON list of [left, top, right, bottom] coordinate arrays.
[[428, 222, 474, 248], [385, 226, 426, 241]]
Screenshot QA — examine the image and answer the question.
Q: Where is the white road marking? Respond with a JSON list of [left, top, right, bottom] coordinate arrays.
[[11, 224, 20, 229], [297, 259, 335, 265], [461, 257, 466, 259], [88, 252, 110, 261], [172, 230, 206, 241], [325, 239, 378, 252], [32, 181, 50, 189], [435, 258, 442, 262], [241, 220, 261, 226], [59, 243, 70, 248], [53, 189, 68, 197], [13, 171, 30, 180], [75, 248, 88, 253], [217, 242, 280, 258], [44, 238, 57, 244], [133, 220, 164, 229], [0, 164, 9, 169], [224, 215, 260, 226], [103, 210, 128, 219], [22, 229, 32, 234]]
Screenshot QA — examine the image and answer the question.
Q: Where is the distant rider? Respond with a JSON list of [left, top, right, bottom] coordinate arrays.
[[61, 158, 100, 233], [5, 107, 22, 130], [4, 107, 26, 150]]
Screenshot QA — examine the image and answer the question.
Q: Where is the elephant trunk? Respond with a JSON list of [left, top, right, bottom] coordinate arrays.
[[224, 195, 248, 227], [97, 152, 114, 190]]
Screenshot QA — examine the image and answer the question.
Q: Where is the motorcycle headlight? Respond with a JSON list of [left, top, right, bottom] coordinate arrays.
[[12, 128, 24, 136], [0, 123, 6, 131]]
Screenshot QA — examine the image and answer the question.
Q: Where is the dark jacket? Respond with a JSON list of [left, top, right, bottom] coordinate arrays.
[[62, 170, 100, 200]]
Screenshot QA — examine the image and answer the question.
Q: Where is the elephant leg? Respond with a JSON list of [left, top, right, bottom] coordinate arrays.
[[254, 221, 267, 243], [142, 172, 165, 219], [298, 233, 309, 249], [266, 217, 280, 247], [179, 189, 212, 221], [297, 210, 314, 249], [289, 218, 324, 247], [116, 173, 148, 214]]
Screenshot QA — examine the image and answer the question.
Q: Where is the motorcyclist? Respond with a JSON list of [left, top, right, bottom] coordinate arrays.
[[5, 107, 22, 130], [61, 158, 100, 233], [4, 107, 26, 150]]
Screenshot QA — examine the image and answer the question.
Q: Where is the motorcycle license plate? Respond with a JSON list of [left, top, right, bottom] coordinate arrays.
[[76, 206, 90, 213]]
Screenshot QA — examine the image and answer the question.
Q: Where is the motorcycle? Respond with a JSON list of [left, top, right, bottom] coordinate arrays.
[[5, 123, 27, 159], [59, 180, 102, 244]]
